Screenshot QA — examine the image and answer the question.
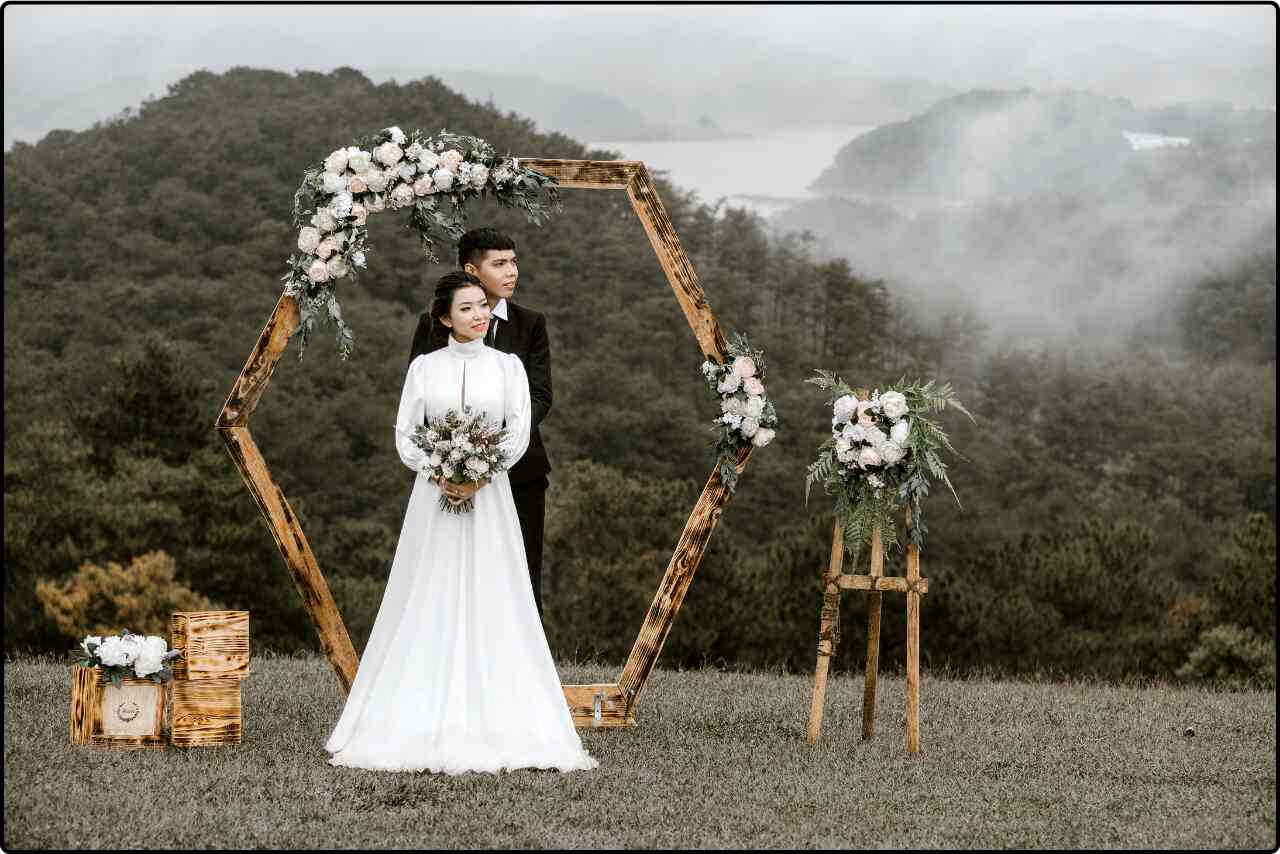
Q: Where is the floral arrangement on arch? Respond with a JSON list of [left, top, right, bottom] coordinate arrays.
[[282, 126, 561, 358], [70, 628, 183, 689], [805, 370, 973, 553], [701, 333, 778, 493]]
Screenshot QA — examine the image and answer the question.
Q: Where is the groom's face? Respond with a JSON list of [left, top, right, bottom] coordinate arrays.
[[464, 249, 518, 304]]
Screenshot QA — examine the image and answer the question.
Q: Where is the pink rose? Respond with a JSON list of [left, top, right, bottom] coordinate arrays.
[[751, 427, 775, 448], [412, 177, 434, 196], [858, 413, 874, 427], [350, 203, 367, 226], [348, 174, 368, 194], [389, 184, 415, 209], [743, 377, 765, 396], [323, 148, 349, 174], [438, 149, 464, 172], [373, 142, 404, 167], [307, 259, 330, 283], [314, 237, 339, 260], [732, 356, 757, 378]]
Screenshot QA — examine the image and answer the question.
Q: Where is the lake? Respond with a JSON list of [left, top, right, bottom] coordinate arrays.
[[589, 125, 876, 218]]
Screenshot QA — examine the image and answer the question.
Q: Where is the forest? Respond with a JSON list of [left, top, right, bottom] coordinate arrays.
[[4, 67, 1274, 686]]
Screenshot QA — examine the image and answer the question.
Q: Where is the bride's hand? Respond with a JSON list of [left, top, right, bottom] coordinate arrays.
[[438, 477, 488, 504]]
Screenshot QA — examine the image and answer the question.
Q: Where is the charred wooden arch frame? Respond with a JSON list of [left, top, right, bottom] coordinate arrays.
[[217, 159, 752, 728]]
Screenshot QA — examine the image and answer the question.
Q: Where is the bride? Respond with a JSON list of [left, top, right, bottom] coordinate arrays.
[[325, 271, 598, 775]]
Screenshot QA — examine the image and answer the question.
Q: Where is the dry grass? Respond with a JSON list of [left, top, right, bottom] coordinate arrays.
[[4, 652, 1275, 849]]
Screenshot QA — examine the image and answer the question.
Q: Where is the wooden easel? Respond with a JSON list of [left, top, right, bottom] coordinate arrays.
[[806, 507, 928, 752]]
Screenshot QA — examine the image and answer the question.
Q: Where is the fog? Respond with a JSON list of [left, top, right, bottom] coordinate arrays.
[[4, 4, 1274, 147]]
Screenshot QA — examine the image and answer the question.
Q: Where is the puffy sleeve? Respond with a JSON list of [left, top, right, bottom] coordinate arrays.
[[394, 358, 429, 473], [500, 352, 532, 468]]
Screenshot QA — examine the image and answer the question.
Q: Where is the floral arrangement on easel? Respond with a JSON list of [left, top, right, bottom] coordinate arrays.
[[701, 333, 778, 493], [805, 370, 973, 552], [70, 629, 183, 688], [281, 126, 561, 359]]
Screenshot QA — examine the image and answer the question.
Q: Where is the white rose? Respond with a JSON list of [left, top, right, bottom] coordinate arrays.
[[745, 396, 765, 419], [879, 441, 905, 465], [326, 255, 350, 279], [418, 150, 440, 171], [433, 169, 454, 192], [742, 376, 765, 397], [739, 417, 760, 437], [297, 226, 321, 254], [880, 391, 908, 421], [385, 126, 407, 145], [324, 149, 349, 174], [307, 259, 330, 283], [397, 163, 417, 182], [364, 170, 389, 193], [470, 164, 489, 188], [373, 141, 404, 167], [720, 397, 746, 416], [858, 446, 882, 468], [321, 172, 346, 194], [311, 208, 337, 233], [863, 425, 887, 448], [732, 356, 757, 378], [353, 251, 367, 269], [346, 148, 372, 174], [717, 373, 741, 394], [833, 394, 859, 424], [80, 635, 103, 657], [890, 419, 910, 445], [97, 636, 128, 667], [331, 191, 353, 219], [133, 636, 167, 677], [752, 427, 775, 448]]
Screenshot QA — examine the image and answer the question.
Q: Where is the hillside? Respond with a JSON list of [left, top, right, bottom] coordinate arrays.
[[3, 70, 1274, 688]]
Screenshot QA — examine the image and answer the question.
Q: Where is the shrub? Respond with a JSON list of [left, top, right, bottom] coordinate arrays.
[[1177, 623, 1276, 689]]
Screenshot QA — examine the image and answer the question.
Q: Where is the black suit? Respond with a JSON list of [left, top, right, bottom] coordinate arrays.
[[409, 301, 552, 617]]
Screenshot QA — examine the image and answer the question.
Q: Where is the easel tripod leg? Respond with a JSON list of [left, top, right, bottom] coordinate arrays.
[[806, 582, 840, 744], [861, 590, 882, 740]]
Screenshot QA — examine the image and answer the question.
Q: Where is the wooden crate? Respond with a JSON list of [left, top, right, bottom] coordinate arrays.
[[171, 678, 242, 747], [70, 665, 166, 748], [170, 611, 250, 680]]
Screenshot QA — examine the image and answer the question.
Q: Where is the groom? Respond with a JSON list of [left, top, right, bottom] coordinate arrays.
[[408, 227, 553, 619]]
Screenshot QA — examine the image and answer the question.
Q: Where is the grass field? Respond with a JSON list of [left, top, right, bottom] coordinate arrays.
[[4, 652, 1275, 849]]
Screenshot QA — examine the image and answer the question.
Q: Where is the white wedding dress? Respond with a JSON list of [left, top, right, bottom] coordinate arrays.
[[325, 334, 598, 774]]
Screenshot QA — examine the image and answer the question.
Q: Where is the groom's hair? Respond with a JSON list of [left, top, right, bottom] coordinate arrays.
[[457, 227, 516, 268]]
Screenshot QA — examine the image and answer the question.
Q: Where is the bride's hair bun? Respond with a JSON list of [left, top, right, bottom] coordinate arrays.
[[430, 271, 486, 332]]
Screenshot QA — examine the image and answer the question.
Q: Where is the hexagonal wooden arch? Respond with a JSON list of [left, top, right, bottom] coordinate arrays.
[[216, 159, 753, 728]]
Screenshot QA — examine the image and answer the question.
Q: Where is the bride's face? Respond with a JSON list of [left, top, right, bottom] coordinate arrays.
[[441, 285, 492, 342]]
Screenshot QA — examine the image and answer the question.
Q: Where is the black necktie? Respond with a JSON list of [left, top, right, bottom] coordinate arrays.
[[488, 316, 499, 347]]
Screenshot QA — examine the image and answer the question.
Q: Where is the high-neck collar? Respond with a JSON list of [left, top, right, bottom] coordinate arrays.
[[446, 334, 486, 359]]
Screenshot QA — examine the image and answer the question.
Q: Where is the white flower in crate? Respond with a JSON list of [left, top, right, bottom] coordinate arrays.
[[133, 636, 169, 677], [879, 441, 906, 466], [833, 394, 858, 424], [80, 635, 103, 657], [880, 390, 909, 421], [890, 419, 910, 446]]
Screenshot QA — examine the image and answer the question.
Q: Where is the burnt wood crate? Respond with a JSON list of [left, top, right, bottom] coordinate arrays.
[[169, 611, 250, 680], [170, 678, 242, 746], [70, 665, 166, 749]]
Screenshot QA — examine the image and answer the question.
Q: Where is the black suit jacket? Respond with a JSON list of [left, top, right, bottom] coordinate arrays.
[[409, 301, 552, 485]]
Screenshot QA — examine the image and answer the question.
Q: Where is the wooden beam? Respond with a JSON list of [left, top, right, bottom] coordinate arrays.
[[519, 158, 640, 189], [217, 424, 359, 693], [562, 683, 636, 728], [806, 519, 845, 744], [836, 574, 929, 594], [217, 294, 299, 428], [862, 527, 885, 741], [626, 164, 728, 360], [905, 507, 922, 754], [617, 443, 752, 704]]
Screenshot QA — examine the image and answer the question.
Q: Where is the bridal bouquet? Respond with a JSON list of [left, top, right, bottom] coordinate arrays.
[[701, 332, 778, 493], [407, 410, 511, 514], [805, 370, 973, 553], [281, 126, 560, 359], [70, 628, 183, 688]]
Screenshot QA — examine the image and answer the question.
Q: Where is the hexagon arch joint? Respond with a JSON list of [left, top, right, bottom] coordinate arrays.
[[216, 159, 753, 727]]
